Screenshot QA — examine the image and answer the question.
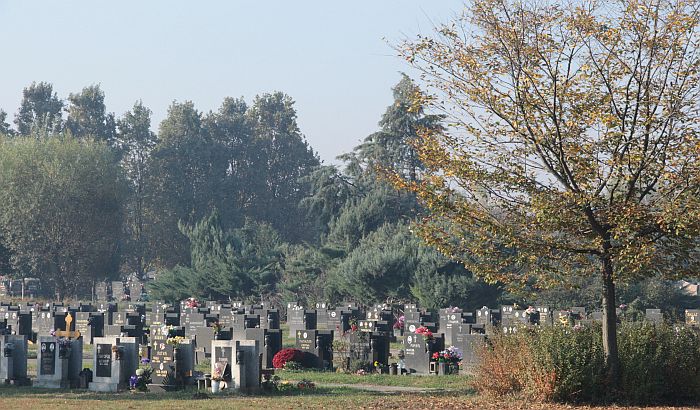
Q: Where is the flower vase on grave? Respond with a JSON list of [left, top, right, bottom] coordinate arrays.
[[437, 362, 447, 376]]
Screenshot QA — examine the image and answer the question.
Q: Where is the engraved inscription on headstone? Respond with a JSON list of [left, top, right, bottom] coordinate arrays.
[[96, 343, 112, 378], [40, 342, 56, 375]]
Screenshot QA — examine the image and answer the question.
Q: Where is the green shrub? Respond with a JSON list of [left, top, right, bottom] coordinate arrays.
[[473, 323, 700, 404], [618, 322, 700, 403]]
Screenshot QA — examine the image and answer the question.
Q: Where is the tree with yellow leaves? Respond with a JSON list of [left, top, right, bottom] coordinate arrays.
[[397, 0, 700, 387]]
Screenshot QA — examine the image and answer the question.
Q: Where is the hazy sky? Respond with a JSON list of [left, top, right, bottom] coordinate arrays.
[[0, 1, 464, 163]]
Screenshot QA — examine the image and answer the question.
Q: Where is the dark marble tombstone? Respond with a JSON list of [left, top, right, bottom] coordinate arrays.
[[2, 311, 32, 338], [75, 312, 104, 344], [242, 328, 282, 369], [193, 325, 215, 364], [475, 307, 500, 328], [150, 343, 176, 385], [314, 303, 330, 330], [34, 310, 54, 337], [295, 329, 333, 369], [500, 305, 516, 327], [440, 310, 473, 345], [39, 340, 57, 376], [165, 313, 181, 326], [232, 314, 260, 334], [403, 332, 444, 374], [444, 323, 473, 347], [327, 310, 351, 338], [287, 309, 304, 338], [535, 306, 553, 326], [95, 342, 112, 378], [146, 312, 165, 327], [183, 310, 206, 337], [119, 303, 146, 317]]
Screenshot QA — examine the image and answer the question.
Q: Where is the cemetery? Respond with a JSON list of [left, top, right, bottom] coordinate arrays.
[[0, 291, 697, 408], [3, 0, 700, 408]]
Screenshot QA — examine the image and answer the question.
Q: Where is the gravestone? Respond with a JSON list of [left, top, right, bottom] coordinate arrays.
[[328, 310, 351, 338], [33, 310, 54, 337], [439, 310, 473, 345], [403, 332, 444, 375], [211, 340, 235, 383], [232, 339, 260, 393], [296, 329, 333, 369], [241, 328, 282, 369], [150, 342, 176, 386], [645, 309, 663, 324], [476, 307, 500, 327], [193, 325, 216, 364], [444, 323, 473, 347], [33, 336, 83, 388], [287, 308, 305, 338], [150, 339, 195, 389], [34, 313, 84, 388], [314, 303, 330, 330], [75, 312, 104, 344], [95, 282, 109, 301], [454, 333, 487, 374], [686, 309, 699, 327], [0, 334, 28, 385], [2, 311, 32, 339], [89, 336, 139, 392], [111, 281, 126, 301]]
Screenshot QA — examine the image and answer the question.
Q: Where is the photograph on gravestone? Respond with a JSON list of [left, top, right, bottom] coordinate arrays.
[[213, 346, 233, 381], [40, 341, 56, 375]]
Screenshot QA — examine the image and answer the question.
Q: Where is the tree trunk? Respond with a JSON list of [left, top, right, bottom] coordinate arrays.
[[601, 253, 620, 392]]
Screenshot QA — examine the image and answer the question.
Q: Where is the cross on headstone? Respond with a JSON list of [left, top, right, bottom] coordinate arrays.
[[55, 313, 81, 339]]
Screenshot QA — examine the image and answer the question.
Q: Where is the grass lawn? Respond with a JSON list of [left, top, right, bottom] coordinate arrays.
[[275, 369, 472, 390]]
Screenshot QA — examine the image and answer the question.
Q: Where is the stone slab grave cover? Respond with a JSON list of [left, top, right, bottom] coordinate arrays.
[[0, 334, 29, 385], [34, 313, 84, 388], [89, 336, 138, 392]]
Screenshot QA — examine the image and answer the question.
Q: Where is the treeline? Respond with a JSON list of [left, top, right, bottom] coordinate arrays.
[[0, 79, 691, 313]]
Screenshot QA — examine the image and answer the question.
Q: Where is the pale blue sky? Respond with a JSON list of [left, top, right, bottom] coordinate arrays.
[[0, 1, 464, 163]]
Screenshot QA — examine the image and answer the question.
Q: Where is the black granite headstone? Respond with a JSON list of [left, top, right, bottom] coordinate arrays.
[[95, 343, 112, 378]]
